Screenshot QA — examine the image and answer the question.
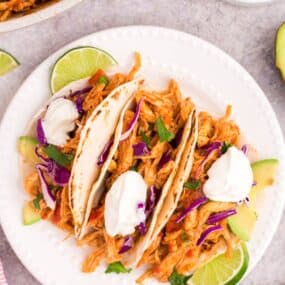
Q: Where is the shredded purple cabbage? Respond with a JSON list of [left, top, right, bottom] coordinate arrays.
[[35, 150, 70, 186], [97, 139, 113, 166], [69, 86, 92, 98], [36, 119, 47, 145], [120, 97, 144, 141], [176, 197, 208, 223], [241, 144, 248, 155], [47, 160, 70, 186], [201, 141, 222, 153], [157, 149, 172, 170], [35, 146, 49, 163], [36, 166, 56, 210], [75, 95, 84, 113], [145, 185, 156, 217], [118, 236, 134, 254], [195, 142, 222, 178], [138, 222, 147, 235], [197, 225, 222, 246], [137, 202, 145, 209], [237, 196, 250, 207], [132, 142, 150, 156], [170, 128, 183, 148], [207, 209, 237, 224]]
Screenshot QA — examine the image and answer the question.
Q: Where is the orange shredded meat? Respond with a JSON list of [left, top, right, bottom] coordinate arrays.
[[0, 0, 56, 22]]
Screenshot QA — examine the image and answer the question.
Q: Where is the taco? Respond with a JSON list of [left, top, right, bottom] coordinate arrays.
[[136, 107, 249, 283], [79, 79, 197, 272], [19, 54, 142, 232]]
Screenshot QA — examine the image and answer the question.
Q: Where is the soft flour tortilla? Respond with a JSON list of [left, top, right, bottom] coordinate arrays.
[[149, 111, 198, 245], [79, 101, 196, 265], [19, 77, 142, 239], [69, 79, 143, 238], [128, 111, 198, 266]]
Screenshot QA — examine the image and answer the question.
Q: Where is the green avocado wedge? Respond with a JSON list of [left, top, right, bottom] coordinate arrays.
[[251, 159, 278, 194], [228, 206, 257, 242], [23, 202, 41, 225], [276, 22, 285, 79], [228, 158, 278, 241], [18, 136, 40, 164]]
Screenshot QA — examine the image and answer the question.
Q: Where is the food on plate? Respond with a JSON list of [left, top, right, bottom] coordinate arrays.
[[0, 49, 19, 76], [276, 22, 285, 79], [0, 0, 58, 22], [18, 48, 278, 285]]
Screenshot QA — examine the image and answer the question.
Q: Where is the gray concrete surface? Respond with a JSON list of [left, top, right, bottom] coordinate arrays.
[[1, 0, 285, 284]]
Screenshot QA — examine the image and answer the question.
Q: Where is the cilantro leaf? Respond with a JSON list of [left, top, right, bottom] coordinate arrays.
[[168, 270, 192, 285], [32, 193, 43, 210], [221, 142, 232, 154], [180, 231, 189, 242], [155, 117, 175, 142], [148, 123, 154, 131], [44, 145, 73, 167], [105, 262, 131, 274], [184, 180, 201, 190], [131, 164, 138, 172], [140, 130, 152, 147], [97, 75, 109, 85]]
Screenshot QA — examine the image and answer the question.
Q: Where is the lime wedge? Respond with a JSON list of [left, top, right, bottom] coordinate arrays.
[[0, 49, 19, 76], [190, 243, 249, 285], [50, 46, 117, 93]]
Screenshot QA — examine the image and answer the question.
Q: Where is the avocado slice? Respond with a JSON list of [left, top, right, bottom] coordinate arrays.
[[228, 206, 257, 242], [228, 158, 278, 241], [23, 202, 41, 225], [276, 22, 285, 79], [251, 158, 278, 193], [18, 136, 40, 164]]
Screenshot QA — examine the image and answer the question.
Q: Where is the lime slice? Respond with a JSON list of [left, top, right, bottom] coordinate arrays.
[[50, 46, 117, 93], [190, 243, 249, 285], [0, 49, 19, 76]]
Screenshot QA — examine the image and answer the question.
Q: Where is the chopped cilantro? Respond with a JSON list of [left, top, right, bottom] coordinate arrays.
[[140, 130, 151, 148], [50, 185, 61, 192], [184, 180, 201, 190], [148, 123, 154, 131], [180, 231, 189, 242], [131, 164, 138, 172], [32, 193, 43, 210], [221, 142, 232, 154], [155, 117, 175, 142], [44, 145, 73, 167], [168, 270, 192, 285], [105, 261, 131, 274], [97, 75, 109, 85]]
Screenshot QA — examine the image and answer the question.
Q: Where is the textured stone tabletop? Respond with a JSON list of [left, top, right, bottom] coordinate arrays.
[[1, 0, 285, 284]]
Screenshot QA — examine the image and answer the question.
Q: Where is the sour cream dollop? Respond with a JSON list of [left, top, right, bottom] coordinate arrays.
[[203, 146, 253, 202], [42, 98, 79, 146], [104, 171, 147, 237]]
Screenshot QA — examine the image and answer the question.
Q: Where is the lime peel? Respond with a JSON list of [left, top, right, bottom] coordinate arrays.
[[0, 49, 19, 76], [189, 243, 249, 285], [50, 46, 117, 93]]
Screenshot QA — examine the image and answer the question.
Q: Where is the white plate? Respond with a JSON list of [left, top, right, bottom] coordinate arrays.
[[0, 0, 83, 33], [0, 26, 284, 285]]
